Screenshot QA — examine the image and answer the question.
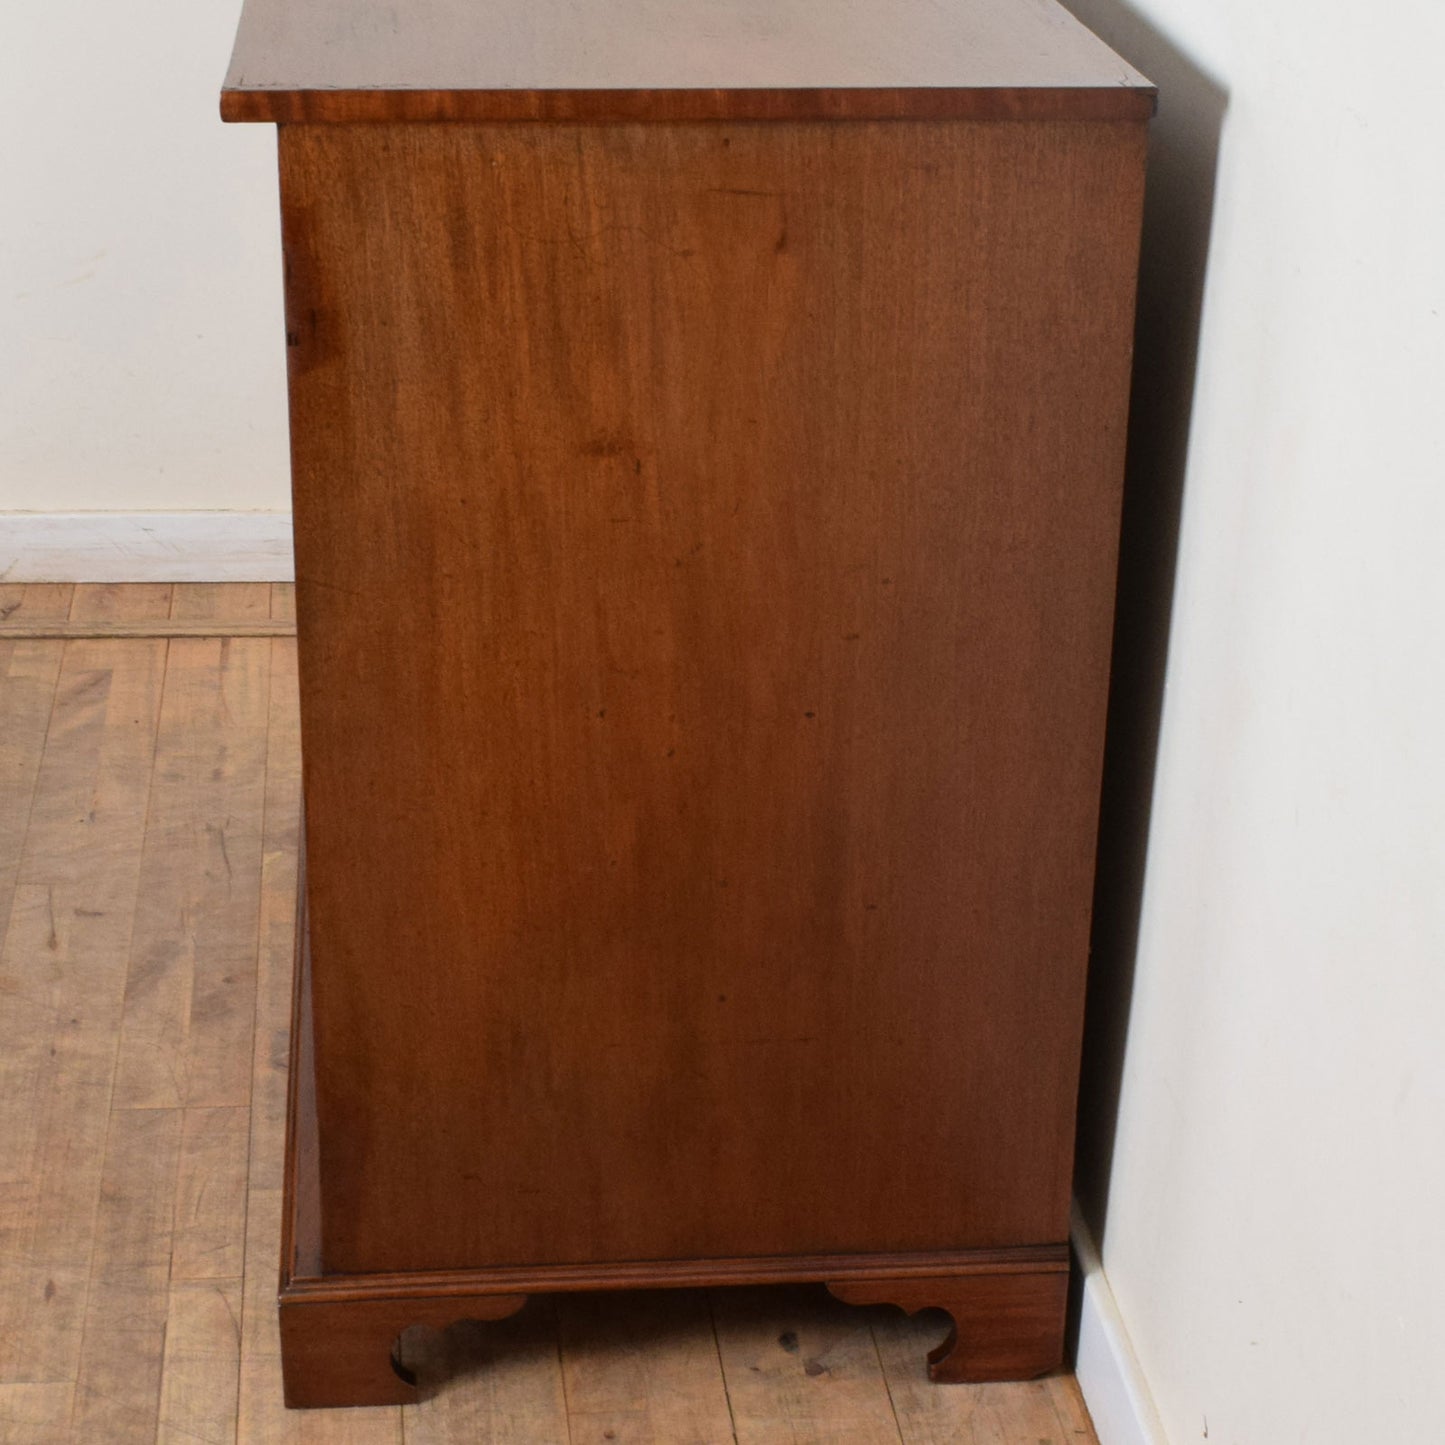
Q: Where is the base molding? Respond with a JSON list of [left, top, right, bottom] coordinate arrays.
[[279, 1291, 528, 1408], [828, 1267, 1068, 1382], [0, 511, 294, 582], [283, 1243, 1069, 1307], [278, 1247, 1071, 1409], [1070, 1207, 1168, 1445]]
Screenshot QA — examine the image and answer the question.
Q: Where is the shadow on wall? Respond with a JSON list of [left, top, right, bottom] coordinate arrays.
[[1061, 0, 1229, 1243]]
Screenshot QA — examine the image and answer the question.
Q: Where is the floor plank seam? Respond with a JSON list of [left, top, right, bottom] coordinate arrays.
[[0, 634, 65, 980], [707, 1291, 742, 1445], [866, 1313, 907, 1444], [0, 622, 297, 640], [553, 1297, 577, 1445], [63, 624, 172, 1439]]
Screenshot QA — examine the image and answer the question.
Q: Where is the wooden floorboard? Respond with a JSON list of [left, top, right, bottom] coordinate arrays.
[[71, 1108, 184, 1440], [0, 583, 1101, 1444], [0, 620, 297, 640], [871, 1307, 1093, 1445], [0, 587, 167, 1428], [557, 1289, 737, 1444], [157, 1275, 244, 1445], [399, 1301, 571, 1445], [0, 584, 75, 624], [712, 1285, 901, 1445], [69, 583, 175, 622], [109, 626, 270, 1111], [0, 633, 64, 992]]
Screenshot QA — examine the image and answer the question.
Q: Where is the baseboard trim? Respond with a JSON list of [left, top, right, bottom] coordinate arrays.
[[1071, 1205, 1169, 1445], [0, 512, 294, 582]]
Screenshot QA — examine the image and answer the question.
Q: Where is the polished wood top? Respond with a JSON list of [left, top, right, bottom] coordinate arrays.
[[221, 0, 1153, 123]]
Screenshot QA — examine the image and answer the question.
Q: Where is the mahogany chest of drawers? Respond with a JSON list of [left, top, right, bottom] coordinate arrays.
[[222, 0, 1152, 1408]]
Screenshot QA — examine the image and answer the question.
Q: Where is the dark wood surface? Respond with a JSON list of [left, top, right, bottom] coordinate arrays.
[[827, 1271, 1070, 1382], [280, 1006, 1072, 1406], [278, 117, 1146, 1281], [223, 85, 1154, 125], [222, 0, 1152, 123], [279, 1293, 530, 1409]]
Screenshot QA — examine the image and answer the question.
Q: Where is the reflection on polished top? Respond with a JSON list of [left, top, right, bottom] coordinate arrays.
[[222, 0, 1154, 123]]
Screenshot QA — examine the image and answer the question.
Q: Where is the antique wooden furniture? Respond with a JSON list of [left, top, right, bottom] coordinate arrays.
[[222, 0, 1152, 1409]]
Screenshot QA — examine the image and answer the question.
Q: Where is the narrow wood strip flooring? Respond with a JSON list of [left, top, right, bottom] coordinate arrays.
[[0, 583, 1099, 1445]]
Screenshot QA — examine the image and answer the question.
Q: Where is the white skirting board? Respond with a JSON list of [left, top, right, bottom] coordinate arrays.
[[0, 512, 295, 583], [1072, 1204, 1170, 1445]]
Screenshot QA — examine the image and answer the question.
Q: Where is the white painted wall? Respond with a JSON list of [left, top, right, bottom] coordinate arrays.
[[1063, 0, 1445, 1441], [0, 0, 289, 513]]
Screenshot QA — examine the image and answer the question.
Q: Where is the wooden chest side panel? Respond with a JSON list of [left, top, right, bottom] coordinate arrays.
[[279, 118, 1146, 1275]]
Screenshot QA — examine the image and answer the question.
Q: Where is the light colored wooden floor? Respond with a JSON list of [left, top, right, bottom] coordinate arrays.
[[0, 583, 1099, 1445]]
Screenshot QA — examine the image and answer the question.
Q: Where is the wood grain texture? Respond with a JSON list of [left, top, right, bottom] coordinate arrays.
[[222, 0, 1152, 123], [557, 1291, 735, 1443], [238, 1191, 405, 1442], [247, 633, 302, 1205], [225, 86, 1154, 125], [110, 631, 270, 1109], [0, 618, 297, 639], [71, 1107, 184, 1440], [0, 583, 75, 621], [0, 1383, 74, 1445], [170, 581, 276, 622], [0, 586, 1100, 1439], [279, 997, 1070, 1408], [870, 1306, 1092, 1445], [171, 1106, 249, 1281], [68, 582, 173, 619], [284, 873, 323, 1284], [271, 582, 297, 623], [279, 1295, 529, 1409], [281, 1252, 1070, 1303], [398, 1303, 571, 1444], [237, 633, 404, 1443], [279, 116, 1146, 1279], [0, 632, 63, 976], [0, 592, 166, 1408], [827, 1270, 1069, 1382], [712, 1285, 900, 1444], [157, 1276, 244, 1445]]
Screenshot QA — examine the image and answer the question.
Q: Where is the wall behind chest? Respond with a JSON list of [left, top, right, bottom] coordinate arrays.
[[1, 0, 290, 512], [1064, 0, 1445, 1441]]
